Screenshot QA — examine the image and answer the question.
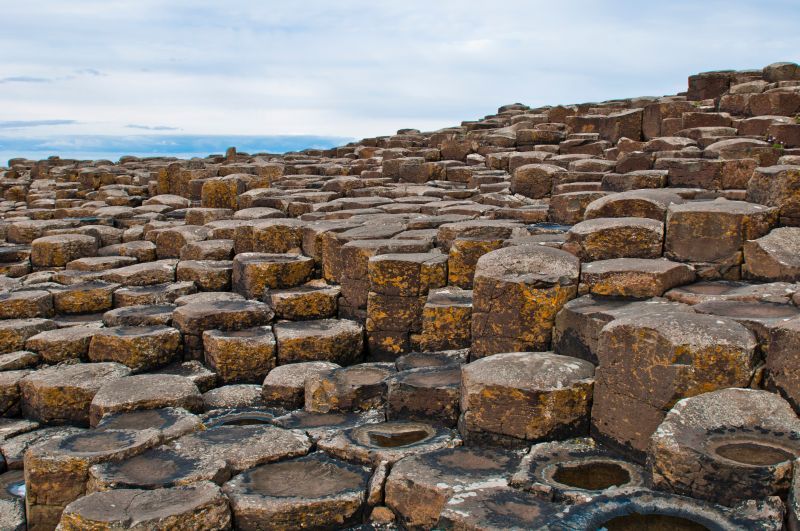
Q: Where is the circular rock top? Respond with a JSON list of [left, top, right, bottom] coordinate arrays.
[[649, 388, 800, 506], [58, 481, 231, 531], [474, 246, 580, 287], [463, 352, 595, 392]]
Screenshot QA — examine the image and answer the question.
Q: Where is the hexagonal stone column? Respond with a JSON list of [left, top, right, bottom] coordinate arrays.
[[266, 281, 339, 320], [592, 310, 758, 460], [24, 428, 161, 530], [665, 199, 777, 279], [418, 286, 472, 352], [692, 299, 800, 352], [25, 325, 99, 364], [155, 225, 209, 259], [385, 446, 520, 529], [563, 217, 664, 261], [366, 252, 447, 359], [112, 282, 197, 307], [203, 326, 276, 384], [173, 299, 274, 360], [88, 325, 181, 371], [0, 290, 54, 319], [95, 407, 202, 443], [261, 361, 340, 409], [471, 246, 580, 358], [510, 163, 563, 198], [386, 366, 461, 426], [103, 303, 176, 327], [0, 318, 56, 354], [58, 481, 232, 530], [89, 374, 203, 426], [460, 351, 594, 447], [201, 174, 247, 210], [222, 452, 370, 531], [249, 218, 306, 253], [552, 295, 691, 364], [274, 319, 363, 365], [447, 237, 504, 288], [765, 316, 800, 413], [746, 165, 800, 226], [233, 253, 314, 299], [649, 388, 800, 506], [743, 227, 800, 281], [31, 234, 98, 268], [102, 259, 178, 287], [50, 281, 119, 314], [584, 189, 685, 221], [176, 259, 233, 291], [0, 370, 31, 417], [305, 362, 395, 414], [579, 258, 695, 298], [20, 362, 131, 426]]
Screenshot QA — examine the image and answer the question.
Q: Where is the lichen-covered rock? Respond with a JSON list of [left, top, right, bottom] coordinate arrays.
[[460, 351, 594, 447], [747, 165, 800, 226], [20, 362, 131, 426], [203, 326, 276, 384], [743, 227, 800, 281], [563, 217, 664, 261], [24, 428, 161, 530], [261, 361, 340, 409], [31, 234, 98, 268], [222, 452, 370, 531], [649, 388, 800, 506], [579, 258, 695, 298], [274, 319, 364, 365], [88, 325, 181, 371], [592, 310, 758, 460], [57, 481, 232, 531], [471, 246, 580, 358], [305, 363, 396, 413], [232, 253, 314, 299], [89, 374, 203, 426], [385, 446, 521, 529]]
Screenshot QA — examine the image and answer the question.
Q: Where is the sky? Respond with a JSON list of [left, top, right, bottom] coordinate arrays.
[[1, 0, 799, 159]]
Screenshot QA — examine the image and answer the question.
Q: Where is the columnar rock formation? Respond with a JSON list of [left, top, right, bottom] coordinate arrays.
[[0, 62, 799, 530]]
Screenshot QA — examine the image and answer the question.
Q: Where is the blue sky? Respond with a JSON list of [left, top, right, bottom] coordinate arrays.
[[1, 0, 799, 157]]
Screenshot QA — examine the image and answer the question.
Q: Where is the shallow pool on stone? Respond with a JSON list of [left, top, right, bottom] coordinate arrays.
[[552, 461, 631, 491], [713, 440, 795, 466], [598, 512, 709, 530]]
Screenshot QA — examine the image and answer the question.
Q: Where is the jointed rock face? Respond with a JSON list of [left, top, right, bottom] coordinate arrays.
[[1, 62, 800, 530]]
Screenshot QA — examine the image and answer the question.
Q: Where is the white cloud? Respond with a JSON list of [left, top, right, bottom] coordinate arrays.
[[0, 0, 798, 142]]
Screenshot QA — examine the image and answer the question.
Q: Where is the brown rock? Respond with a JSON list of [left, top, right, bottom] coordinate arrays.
[[20, 362, 131, 426], [460, 351, 594, 446], [58, 481, 232, 530], [88, 374, 202, 427], [471, 245, 579, 357], [222, 452, 370, 531]]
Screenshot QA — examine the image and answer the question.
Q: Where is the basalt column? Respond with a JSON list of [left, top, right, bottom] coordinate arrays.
[[471, 245, 580, 358]]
